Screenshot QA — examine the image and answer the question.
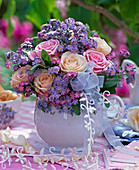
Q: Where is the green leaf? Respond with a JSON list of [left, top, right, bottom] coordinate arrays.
[[103, 77, 121, 89], [29, 64, 49, 75], [41, 49, 52, 67], [72, 103, 80, 116]]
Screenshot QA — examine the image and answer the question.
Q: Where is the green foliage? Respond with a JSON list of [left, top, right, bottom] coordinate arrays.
[[128, 43, 139, 65], [68, 5, 94, 29], [72, 103, 80, 116], [26, 0, 61, 29], [14, 0, 30, 22], [101, 77, 121, 94], [3, 0, 16, 37], [41, 50, 52, 67]]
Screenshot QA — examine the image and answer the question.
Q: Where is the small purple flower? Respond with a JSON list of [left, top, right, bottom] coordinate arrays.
[[18, 86, 24, 91], [57, 45, 64, 52], [32, 56, 41, 66], [24, 81, 30, 85], [28, 74, 34, 81], [33, 68, 41, 77], [5, 51, 13, 59], [20, 81, 25, 86], [74, 91, 81, 98], [5, 60, 11, 69], [48, 66, 60, 74], [126, 75, 134, 84], [117, 82, 123, 88], [70, 91, 75, 100], [48, 67, 53, 74], [13, 65, 19, 71], [60, 100, 66, 104], [119, 49, 130, 58], [25, 86, 31, 92], [21, 41, 33, 49], [65, 18, 75, 25], [107, 66, 116, 75], [72, 99, 78, 105], [117, 68, 123, 74]]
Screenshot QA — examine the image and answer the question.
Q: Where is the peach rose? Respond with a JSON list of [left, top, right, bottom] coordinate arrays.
[[34, 70, 55, 95], [60, 51, 87, 73], [10, 65, 31, 87], [35, 39, 59, 57], [93, 37, 111, 56], [84, 48, 111, 74]]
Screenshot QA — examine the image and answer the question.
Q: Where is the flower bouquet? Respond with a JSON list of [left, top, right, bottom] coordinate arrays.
[[5, 18, 135, 152]]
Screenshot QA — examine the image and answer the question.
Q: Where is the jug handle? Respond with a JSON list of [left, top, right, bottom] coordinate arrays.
[[107, 94, 125, 108]]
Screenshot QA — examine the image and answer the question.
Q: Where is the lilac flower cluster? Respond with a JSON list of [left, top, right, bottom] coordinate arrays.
[[37, 18, 97, 54], [0, 104, 15, 126], [125, 63, 136, 84], [38, 98, 75, 115], [5, 51, 31, 70], [106, 60, 136, 87], [44, 71, 81, 106]]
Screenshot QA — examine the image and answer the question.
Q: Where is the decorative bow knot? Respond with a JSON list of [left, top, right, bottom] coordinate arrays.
[[70, 61, 104, 92]]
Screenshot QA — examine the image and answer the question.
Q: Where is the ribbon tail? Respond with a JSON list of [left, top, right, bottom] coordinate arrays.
[[104, 126, 139, 156]]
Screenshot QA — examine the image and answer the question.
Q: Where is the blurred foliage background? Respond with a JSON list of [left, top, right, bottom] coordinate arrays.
[[0, 0, 138, 97]]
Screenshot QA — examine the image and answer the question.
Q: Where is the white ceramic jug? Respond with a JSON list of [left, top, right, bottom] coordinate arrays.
[[122, 59, 139, 105]]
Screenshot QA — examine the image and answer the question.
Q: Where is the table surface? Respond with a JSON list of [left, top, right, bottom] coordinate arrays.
[[0, 101, 116, 170]]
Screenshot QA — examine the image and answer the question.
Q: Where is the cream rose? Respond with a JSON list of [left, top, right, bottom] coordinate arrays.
[[34, 70, 55, 95], [60, 51, 87, 73], [93, 37, 111, 56], [10, 65, 31, 88], [127, 107, 139, 132]]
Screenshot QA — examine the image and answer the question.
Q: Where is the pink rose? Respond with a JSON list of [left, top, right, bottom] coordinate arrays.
[[84, 48, 111, 74], [27, 50, 38, 61], [35, 39, 59, 56]]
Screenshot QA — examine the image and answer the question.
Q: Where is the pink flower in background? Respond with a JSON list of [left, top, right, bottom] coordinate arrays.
[[0, 18, 8, 36], [0, 32, 10, 48], [0, 16, 33, 48], [116, 78, 130, 97], [0, 18, 10, 47], [12, 16, 33, 43]]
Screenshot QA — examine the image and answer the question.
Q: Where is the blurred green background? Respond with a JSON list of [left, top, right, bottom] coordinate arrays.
[[0, 0, 138, 98]]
